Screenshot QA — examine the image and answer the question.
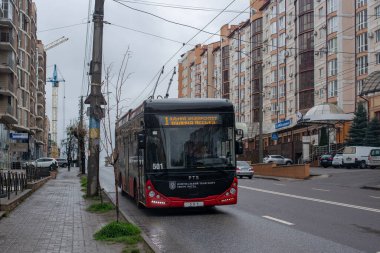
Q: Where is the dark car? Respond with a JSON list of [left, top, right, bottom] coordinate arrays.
[[320, 154, 333, 168], [56, 158, 68, 167], [236, 161, 254, 179]]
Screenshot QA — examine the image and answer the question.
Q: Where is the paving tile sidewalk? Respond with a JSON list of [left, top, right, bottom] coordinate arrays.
[[0, 167, 124, 253]]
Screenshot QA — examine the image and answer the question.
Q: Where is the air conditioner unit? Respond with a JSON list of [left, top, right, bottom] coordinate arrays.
[[313, 31, 318, 36], [287, 20, 292, 25], [288, 107, 293, 112], [285, 33, 291, 39], [262, 47, 266, 52], [289, 73, 293, 77], [321, 24, 327, 29], [285, 50, 291, 57], [315, 51, 320, 56], [266, 106, 271, 111], [262, 63, 266, 67], [368, 32, 374, 39]]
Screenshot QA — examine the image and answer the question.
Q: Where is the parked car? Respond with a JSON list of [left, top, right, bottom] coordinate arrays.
[[263, 155, 293, 165], [236, 161, 254, 179], [332, 153, 343, 168], [30, 157, 58, 170], [319, 154, 333, 168], [342, 146, 377, 169], [368, 149, 380, 169], [56, 158, 68, 167]]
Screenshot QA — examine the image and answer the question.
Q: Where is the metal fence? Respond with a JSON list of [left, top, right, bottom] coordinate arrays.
[[0, 170, 27, 200], [0, 165, 52, 200]]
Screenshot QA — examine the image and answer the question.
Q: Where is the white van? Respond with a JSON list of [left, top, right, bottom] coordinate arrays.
[[342, 146, 378, 169]]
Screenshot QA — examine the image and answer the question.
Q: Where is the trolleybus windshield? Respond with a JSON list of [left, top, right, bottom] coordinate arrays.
[[146, 114, 235, 171]]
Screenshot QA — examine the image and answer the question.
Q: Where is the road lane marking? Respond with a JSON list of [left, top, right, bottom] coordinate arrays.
[[274, 183, 286, 186], [369, 196, 380, 199], [239, 185, 380, 213], [262, 216, 294, 226], [312, 188, 330, 192]]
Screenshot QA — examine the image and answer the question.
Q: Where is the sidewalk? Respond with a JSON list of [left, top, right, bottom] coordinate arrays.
[[0, 167, 124, 253]]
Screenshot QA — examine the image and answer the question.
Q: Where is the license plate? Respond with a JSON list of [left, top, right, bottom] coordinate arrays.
[[347, 157, 351, 161], [184, 202, 204, 207]]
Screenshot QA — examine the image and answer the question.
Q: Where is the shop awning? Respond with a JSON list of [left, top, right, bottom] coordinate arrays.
[[299, 103, 354, 125]]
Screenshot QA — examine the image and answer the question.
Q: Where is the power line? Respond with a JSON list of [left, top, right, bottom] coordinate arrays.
[[81, 0, 93, 97], [107, 23, 196, 46], [125, 0, 239, 108], [38, 21, 89, 33]]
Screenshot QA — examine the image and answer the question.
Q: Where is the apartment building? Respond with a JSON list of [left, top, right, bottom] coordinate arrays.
[[178, 0, 380, 162], [0, 0, 47, 166]]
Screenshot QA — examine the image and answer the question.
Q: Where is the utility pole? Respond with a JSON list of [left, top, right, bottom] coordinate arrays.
[[79, 96, 86, 175], [85, 0, 106, 196]]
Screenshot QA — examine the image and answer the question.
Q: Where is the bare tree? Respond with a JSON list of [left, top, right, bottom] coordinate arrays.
[[101, 48, 132, 222]]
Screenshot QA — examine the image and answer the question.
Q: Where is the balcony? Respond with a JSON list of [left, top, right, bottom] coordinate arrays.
[[0, 32, 16, 52], [0, 74, 15, 96], [0, 56, 16, 74], [0, 103, 17, 124]]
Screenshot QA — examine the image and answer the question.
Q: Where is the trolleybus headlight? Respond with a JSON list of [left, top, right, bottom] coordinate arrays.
[[230, 188, 236, 195], [149, 191, 156, 198], [156, 194, 160, 199], [225, 192, 230, 196], [233, 182, 237, 187], [147, 186, 151, 190]]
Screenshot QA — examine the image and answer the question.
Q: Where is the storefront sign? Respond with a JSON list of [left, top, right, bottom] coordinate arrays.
[[9, 133, 29, 140], [275, 119, 291, 130]]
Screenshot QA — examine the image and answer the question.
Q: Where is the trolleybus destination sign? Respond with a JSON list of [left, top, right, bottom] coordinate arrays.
[[160, 115, 222, 126]]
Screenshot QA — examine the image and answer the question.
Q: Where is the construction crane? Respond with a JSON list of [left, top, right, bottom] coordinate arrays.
[[44, 36, 69, 51], [47, 65, 65, 157], [45, 37, 68, 157]]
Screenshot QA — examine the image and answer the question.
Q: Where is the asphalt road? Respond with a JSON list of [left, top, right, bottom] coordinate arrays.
[[100, 166, 380, 253]]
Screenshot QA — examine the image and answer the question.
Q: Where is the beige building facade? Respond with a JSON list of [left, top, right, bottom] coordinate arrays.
[[0, 0, 47, 167]]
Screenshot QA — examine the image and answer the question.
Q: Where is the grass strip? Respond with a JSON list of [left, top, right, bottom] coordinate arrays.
[[87, 202, 114, 213]]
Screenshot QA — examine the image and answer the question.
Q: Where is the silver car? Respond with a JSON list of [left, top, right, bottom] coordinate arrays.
[[236, 161, 254, 179], [332, 153, 343, 168], [263, 155, 293, 165], [368, 149, 380, 169]]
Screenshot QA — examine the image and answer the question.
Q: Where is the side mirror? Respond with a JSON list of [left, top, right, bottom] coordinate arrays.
[[138, 133, 145, 149], [235, 140, 243, 155]]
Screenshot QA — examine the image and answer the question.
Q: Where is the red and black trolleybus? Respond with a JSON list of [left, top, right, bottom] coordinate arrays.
[[115, 98, 243, 208]]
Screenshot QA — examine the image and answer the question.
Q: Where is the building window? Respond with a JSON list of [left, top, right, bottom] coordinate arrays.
[[278, 33, 285, 47], [271, 22, 277, 35], [279, 102, 285, 115], [356, 10, 367, 30], [271, 37, 277, 51], [279, 84, 285, 97], [356, 32, 368, 52], [376, 53, 380, 64], [376, 6, 380, 19], [357, 56, 368, 75], [328, 59, 337, 76], [327, 38, 337, 54], [271, 102, 278, 115], [328, 80, 338, 98], [271, 70, 278, 83], [299, 13, 314, 33], [327, 0, 337, 14], [279, 0, 285, 13], [271, 86, 277, 99], [279, 67, 285, 81], [271, 54, 277, 67], [279, 50, 285, 64], [279, 16, 285, 30], [327, 16, 337, 34], [319, 88, 324, 98], [356, 0, 367, 8], [357, 79, 365, 94], [319, 7, 324, 18], [376, 29, 380, 42]]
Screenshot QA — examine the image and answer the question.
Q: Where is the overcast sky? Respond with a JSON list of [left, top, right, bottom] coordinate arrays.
[[33, 0, 249, 144]]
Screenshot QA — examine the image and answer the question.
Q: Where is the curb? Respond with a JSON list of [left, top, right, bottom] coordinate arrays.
[[103, 190, 160, 253]]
